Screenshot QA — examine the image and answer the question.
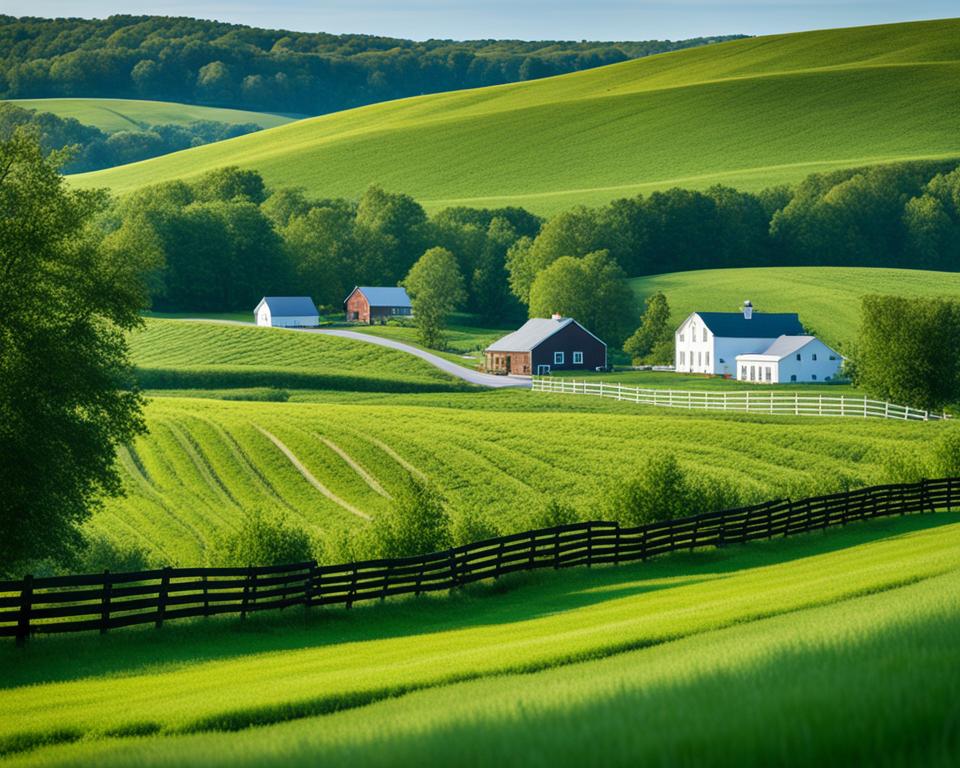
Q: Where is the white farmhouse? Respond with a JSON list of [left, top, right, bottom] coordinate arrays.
[[253, 296, 320, 328], [674, 301, 843, 383]]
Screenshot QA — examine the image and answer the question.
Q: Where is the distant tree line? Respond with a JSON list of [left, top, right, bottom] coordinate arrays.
[[0, 101, 262, 172], [112, 158, 960, 339], [0, 15, 744, 115]]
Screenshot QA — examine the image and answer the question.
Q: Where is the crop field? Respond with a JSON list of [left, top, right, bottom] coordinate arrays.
[[72, 19, 960, 213], [129, 319, 466, 392], [91, 385, 947, 563], [6, 98, 297, 132], [2, 513, 958, 766], [631, 266, 960, 350]]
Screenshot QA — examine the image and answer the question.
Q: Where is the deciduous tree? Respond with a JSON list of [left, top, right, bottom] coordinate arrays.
[[403, 246, 466, 348]]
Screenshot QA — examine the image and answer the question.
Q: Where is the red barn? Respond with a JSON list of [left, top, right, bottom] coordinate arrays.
[[344, 286, 413, 324], [484, 315, 606, 375]]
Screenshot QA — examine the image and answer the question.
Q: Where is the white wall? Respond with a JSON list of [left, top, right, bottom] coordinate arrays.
[[256, 306, 271, 327], [776, 339, 843, 383], [270, 315, 319, 328], [715, 337, 774, 376], [675, 314, 717, 374]]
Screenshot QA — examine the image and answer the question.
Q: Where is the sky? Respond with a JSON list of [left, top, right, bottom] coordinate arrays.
[[6, 0, 957, 40]]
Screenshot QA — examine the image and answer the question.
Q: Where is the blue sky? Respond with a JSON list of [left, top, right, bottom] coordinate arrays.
[[9, 1, 957, 39]]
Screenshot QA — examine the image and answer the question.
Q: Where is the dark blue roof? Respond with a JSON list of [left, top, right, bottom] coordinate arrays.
[[258, 296, 319, 316], [350, 286, 412, 308], [696, 312, 803, 338]]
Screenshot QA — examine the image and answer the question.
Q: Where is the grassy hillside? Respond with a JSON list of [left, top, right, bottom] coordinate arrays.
[[73, 19, 960, 213], [7, 98, 297, 132], [631, 266, 960, 351], [3, 514, 958, 765], [97, 388, 943, 563], [130, 319, 465, 392]]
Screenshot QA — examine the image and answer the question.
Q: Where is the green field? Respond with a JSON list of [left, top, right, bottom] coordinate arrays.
[[631, 266, 960, 351], [72, 19, 960, 213], [3, 514, 958, 766], [7, 98, 297, 132]]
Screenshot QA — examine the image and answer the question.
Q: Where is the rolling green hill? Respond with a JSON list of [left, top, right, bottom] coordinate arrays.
[[73, 19, 960, 213], [3, 514, 958, 766], [631, 267, 960, 351], [7, 98, 297, 132]]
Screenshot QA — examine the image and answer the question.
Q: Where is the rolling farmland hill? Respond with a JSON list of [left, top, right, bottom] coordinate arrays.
[[630, 267, 960, 351], [7, 98, 297, 132], [3, 513, 958, 766], [73, 18, 960, 213]]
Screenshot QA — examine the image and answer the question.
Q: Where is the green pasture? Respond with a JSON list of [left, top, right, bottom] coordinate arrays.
[[631, 266, 960, 351], [71, 19, 960, 213], [2, 513, 958, 766], [6, 98, 297, 133]]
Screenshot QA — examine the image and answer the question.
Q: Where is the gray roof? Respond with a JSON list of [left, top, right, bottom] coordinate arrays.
[[350, 286, 412, 308], [486, 317, 575, 352], [738, 335, 841, 360], [257, 296, 319, 316], [696, 311, 803, 338]]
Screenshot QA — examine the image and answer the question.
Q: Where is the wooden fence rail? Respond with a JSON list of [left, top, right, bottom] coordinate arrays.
[[2, 477, 957, 644], [531, 377, 951, 421]]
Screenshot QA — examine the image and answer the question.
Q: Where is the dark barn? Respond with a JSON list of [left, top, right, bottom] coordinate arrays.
[[484, 315, 606, 375]]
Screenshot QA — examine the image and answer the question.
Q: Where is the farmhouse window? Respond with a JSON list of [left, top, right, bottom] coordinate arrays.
[[554, 351, 565, 365], [750, 365, 756, 381], [705, 351, 710, 366], [679, 333, 685, 342], [573, 351, 583, 364], [702, 328, 707, 342], [679, 351, 686, 365], [698, 352, 702, 366], [765, 367, 772, 382], [741, 365, 747, 379]]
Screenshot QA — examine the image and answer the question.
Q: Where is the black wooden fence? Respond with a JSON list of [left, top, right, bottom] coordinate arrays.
[[2, 477, 957, 645]]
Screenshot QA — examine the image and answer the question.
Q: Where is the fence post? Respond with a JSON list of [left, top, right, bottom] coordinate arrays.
[[346, 563, 359, 608], [15, 574, 32, 648], [100, 570, 112, 635], [202, 572, 210, 617], [795, 392, 799, 415], [884, 401, 889, 419], [495, 539, 505, 579], [554, 527, 561, 569], [840, 395, 845, 417], [586, 522, 594, 567], [155, 567, 171, 630], [306, 561, 317, 612], [819, 394, 823, 417], [239, 566, 253, 621], [614, 522, 621, 565]]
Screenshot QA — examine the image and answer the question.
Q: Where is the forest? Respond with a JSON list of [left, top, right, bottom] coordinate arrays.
[[0, 15, 743, 114]]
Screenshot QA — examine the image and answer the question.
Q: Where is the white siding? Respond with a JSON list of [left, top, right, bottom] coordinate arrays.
[[256, 305, 271, 327], [775, 338, 843, 383], [269, 315, 319, 328], [674, 314, 717, 374]]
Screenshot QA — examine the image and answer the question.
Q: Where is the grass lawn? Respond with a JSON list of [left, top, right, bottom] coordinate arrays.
[[2, 513, 958, 766], [7, 98, 298, 133], [71, 19, 960, 214]]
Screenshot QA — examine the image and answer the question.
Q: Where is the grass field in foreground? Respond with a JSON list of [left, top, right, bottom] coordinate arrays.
[[631, 266, 960, 351], [72, 19, 960, 213], [95, 385, 946, 563], [2, 514, 958, 766], [129, 319, 465, 393], [6, 98, 297, 132]]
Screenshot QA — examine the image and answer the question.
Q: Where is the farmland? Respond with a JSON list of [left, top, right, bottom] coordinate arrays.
[[631, 266, 960, 351], [6, 98, 297, 133], [2, 513, 958, 766], [72, 19, 960, 213]]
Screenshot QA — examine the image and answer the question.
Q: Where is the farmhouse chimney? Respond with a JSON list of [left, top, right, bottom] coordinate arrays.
[[742, 300, 753, 320], [551, 312, 562, 320]]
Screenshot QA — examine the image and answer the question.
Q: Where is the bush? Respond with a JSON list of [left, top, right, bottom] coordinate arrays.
[[211, 510, 314, 566], [528, 497, 582, 528], [79, 534, 153, 573], [451, 508, 500, 546], [930, 429, 960, 477], [368, 475, 452, 558]]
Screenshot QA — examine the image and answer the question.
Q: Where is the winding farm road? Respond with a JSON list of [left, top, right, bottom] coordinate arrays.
[[301, 328, 531, 389]]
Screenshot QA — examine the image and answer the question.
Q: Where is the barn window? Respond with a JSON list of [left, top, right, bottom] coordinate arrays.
[[790, 374, 797, 382], [812, 353, 818, 361], [554, 351, 565, 365], [812, 374, 817, 380], [573, 351, 583, 364], [796, 353, 801, 361], [829, 355, 837, 361]]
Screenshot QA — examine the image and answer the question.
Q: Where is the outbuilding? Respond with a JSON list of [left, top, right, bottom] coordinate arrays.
[[344, 286, 413, 324], [254, 296, 320, 328], [484, 314, 606, 376], [736, 335, 843, 383]]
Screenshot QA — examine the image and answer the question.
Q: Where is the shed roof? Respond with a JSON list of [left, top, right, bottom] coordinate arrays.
[[350, 286, 412, 308], [737, 335, 842, 361], [486, 317, 605, 352], [694, 312, 803, 338], [257, 296, 319, 316]]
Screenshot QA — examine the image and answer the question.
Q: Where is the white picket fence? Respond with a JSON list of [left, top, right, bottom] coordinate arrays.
[[531, 377, 950, 421]]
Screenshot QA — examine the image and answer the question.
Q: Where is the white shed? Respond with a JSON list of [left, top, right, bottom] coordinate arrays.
[[254, 296, 320, 328], [736, 335, 843, 383]]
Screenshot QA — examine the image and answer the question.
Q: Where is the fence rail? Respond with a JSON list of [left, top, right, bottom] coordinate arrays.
[[2, 477, 957, 644], [531, 377, 950, 421]]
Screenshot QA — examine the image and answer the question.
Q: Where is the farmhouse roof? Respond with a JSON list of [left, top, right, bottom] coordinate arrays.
[[486, 317, 605, 352], [348, 286, 412, 307], [695, 311, 803, 338], [257, 296, 319, 316], [737, 335, 843, 361]]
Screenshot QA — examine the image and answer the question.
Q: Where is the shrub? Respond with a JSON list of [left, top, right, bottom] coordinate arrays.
[[211, 510, 314, 566], [79, 534, 153, 573], [368, 475, 452, 558], [528, 497, 582, 528], [451, 508, 500, 546], [930, 429, 960, 477]]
